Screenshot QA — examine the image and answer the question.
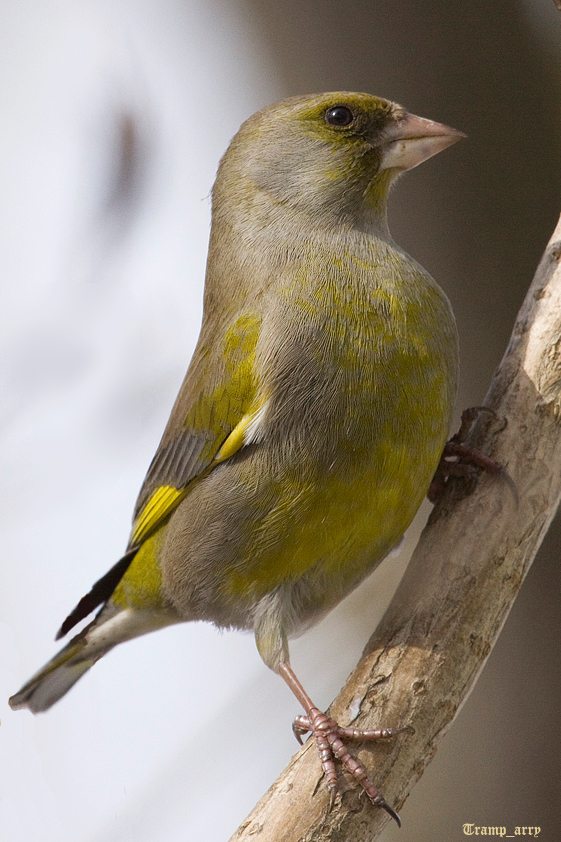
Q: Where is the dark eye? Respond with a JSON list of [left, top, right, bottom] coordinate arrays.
[[325, 105, 354, 127]]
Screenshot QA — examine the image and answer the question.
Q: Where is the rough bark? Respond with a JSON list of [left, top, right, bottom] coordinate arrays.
[[229, 217, 561, 842]]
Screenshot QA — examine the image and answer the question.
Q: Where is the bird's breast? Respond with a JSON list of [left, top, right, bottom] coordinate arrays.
[[255, 260, 456, 482]]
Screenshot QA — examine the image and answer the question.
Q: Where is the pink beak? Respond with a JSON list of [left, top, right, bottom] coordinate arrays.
[[379, 112, 466, 172]]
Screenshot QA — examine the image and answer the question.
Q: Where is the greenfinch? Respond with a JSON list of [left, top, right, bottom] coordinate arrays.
[[10, 92, 463, 821]]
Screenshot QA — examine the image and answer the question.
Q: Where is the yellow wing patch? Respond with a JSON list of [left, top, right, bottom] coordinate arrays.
[[131, 313, 264, 548], [215, 406, 264, 463], [131, 485, 187, 546], [132, 405, 267, 546]]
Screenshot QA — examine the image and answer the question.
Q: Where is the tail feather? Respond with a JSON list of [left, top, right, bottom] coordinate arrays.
[[56, 548, 138, 640], [9, 619, 101, 713], [10, 606, 179, 713]]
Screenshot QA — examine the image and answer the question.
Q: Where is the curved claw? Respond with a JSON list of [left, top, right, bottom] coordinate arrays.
[[292, 714, 311, 745], [293, 723, 304, 745], [380, 799, 402, 827], [328, 785, 338, 812], [497, 465, 519, 508], [448, 443, 518, 507]]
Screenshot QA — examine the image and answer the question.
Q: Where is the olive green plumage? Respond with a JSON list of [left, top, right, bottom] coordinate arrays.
[[10, 92, 460, 713]]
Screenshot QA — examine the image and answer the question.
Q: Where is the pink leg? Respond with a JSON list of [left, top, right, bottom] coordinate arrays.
[[278, 662, 408, 825]]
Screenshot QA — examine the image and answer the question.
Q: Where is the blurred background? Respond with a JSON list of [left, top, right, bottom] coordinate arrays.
[[1, 1, 560, 840]]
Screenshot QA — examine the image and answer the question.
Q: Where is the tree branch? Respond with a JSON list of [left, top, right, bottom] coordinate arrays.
[[229, 215, 561, 842]]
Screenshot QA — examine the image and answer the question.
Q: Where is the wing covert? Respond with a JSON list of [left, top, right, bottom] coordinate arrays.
[[129, 310, 262, 546]]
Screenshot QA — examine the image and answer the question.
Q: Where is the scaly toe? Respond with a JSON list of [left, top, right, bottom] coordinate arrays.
[[304, 707, 404, 825]]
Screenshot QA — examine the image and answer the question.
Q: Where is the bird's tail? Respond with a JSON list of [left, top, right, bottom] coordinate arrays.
[[9, 606, 178, 714]]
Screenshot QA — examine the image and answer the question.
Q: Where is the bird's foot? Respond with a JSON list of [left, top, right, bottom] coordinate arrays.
[[428, 406, 517, 504], [292, 707, 411, 825]]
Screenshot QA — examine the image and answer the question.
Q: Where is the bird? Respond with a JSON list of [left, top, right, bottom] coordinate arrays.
[[10, 91, 463, 823]]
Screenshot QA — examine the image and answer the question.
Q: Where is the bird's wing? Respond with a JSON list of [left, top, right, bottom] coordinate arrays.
[[129, 310, 263, 546], [55, 311, 263, 640]]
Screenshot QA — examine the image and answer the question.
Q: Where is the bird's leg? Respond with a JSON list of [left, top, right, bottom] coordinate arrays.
[[278, 661, 406, 825], [428, 406, 517, 503]]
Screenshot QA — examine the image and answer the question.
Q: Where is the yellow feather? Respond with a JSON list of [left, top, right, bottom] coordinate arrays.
[[131, 409, 262, 545], [131, 486, 186, 545], [215, 410, 259, 462], [112, 531, 167, 610]]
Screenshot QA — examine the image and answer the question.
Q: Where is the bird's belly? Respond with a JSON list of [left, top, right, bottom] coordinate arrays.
[[204, 407, 446, 633], [160, 348, 453, 631]]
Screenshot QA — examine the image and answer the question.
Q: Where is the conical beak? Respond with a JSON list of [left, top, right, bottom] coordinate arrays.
[[379, 112, 466, 172]]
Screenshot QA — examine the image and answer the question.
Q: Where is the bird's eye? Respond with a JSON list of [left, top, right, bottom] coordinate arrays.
[[325, 106, 354, 127]]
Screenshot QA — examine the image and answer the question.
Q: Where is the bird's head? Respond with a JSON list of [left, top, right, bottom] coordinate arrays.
[[216, 92, 465, 234]]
